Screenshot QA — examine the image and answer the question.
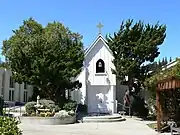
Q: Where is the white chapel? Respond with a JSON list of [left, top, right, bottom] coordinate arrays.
[[71, 24, 128, 114]]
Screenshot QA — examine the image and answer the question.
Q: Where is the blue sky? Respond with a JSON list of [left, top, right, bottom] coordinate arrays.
[[0, 0, 179, 61]]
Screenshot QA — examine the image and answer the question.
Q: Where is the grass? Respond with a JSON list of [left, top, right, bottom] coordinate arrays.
[[147, 122, 171, 133], [147, 123, 157, 130]]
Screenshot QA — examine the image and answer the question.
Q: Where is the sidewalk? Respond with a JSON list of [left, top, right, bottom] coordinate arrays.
[[19, 117, 164, 135]]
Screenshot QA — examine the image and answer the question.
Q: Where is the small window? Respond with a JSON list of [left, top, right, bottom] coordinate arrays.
[[23, 91, 28, 102], [9, 76, 14, 88], [2, 72, 4, 88], [12, 91, 14, 101], [96, 59, 105, 73], [24, 83, 27, 89], [9, 90, 11, 101], [9, 90, 14, 101]]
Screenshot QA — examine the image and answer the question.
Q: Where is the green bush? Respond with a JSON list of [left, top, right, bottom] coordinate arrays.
[[147, 98, 156, 118], [46, 104, 61, 112], [0, 116, 22, 135], [63, 101, 77, 111], [25, 101, 36, 114], [25, 100, 61, 115], [39, 112, 46, 117], [38, 112, 54, 117], [131, 95, 149, 118], [40, 99, 60, 112], [77, 103, 87, 113], [174, 106, 180, 127], [39, 99, 55, 105]]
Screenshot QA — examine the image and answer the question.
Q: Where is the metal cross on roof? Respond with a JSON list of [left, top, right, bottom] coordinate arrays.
[[97, 22, 103, 34]]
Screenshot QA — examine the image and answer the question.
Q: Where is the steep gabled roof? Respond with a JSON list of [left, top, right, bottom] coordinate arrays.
[[84, 34, 112, 57]]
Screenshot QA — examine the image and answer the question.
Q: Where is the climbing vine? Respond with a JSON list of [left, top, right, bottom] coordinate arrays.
[[145, 58, 180, 92], [145, 58, 180, 124]]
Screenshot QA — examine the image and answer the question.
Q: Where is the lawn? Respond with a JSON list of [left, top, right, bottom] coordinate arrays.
[[147, 123, 157, 130]]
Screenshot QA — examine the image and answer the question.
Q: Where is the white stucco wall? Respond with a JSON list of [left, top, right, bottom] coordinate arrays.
[[87, 85, 116, 114], [71, 68, 86, 104], [0, 68, 33, 103]]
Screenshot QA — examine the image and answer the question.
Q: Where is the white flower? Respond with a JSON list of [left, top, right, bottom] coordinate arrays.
[[54, 110, 72, 118], [68, 110, 75, 116]]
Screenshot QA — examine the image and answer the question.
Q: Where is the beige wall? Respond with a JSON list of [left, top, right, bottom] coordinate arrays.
[[0, 68, 33, 103]]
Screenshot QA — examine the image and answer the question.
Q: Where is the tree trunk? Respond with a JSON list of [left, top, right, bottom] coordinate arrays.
[[128, 74, 133, 93], [55, 89, 67, 107]]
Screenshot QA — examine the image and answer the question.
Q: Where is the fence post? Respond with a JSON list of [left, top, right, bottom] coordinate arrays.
[[20, 106, 21, 116], [129, 106, 131, 117], [0, 95, 4, 116]]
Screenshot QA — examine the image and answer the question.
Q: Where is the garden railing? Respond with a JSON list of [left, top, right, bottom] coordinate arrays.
[[117, 102, 131, 117]]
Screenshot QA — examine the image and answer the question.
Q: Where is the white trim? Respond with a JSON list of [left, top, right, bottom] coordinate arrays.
[[75, 34, 113, 81], [95, 73, 107, 76], [84, 34, 113, 57]]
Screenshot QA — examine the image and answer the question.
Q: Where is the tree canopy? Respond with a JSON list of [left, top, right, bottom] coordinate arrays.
[[2, 18, 84, 103], [147, 56, 171, 75], [106, 19, 166, 94], [145, 58, 180, 89]]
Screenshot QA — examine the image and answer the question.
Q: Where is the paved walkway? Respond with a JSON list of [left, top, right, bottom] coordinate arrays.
[[19, 118, 169, 135]]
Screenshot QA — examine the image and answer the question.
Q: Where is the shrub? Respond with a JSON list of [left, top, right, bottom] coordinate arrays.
[[147, 98, 156, 118], [131, 95, 149, 118], [39, 99, 55, 105], [54, 110, 75, 119], [25, 101, 36, 114], [77, 104, 87, 113], [38, 112, 54, 117], [31, 112, 36, 116], [68, 110, 75, 116], [25, 100, 61, 115], [174, 106, 180, 127], [45, 104, 60, 112], [45, 112, 54, 117], [63, 101, 77, 111], [40, 99, 60, 112], [39, 112, 46, 117], [0, 116, 22, 135]]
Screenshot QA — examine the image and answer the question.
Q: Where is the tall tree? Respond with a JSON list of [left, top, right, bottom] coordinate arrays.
[[170, 57, 172, 62], [158, 59, 162, 67], [164, 57, 168, 65], [162, 57, 165, 65], [2, 18, 84, 104], [107, 19, 166, 94], [0, 58, 7, 68]]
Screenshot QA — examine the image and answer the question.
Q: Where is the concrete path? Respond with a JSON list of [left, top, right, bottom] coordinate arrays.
[[19, 117, 168, 135]]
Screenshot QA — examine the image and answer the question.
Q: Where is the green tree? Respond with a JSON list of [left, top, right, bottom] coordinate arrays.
[[170, 57, 172, 62], [107, 19, 166, 94], [164, 57, 168, 65], [0, 59, 7, 68], [158, 59, 162, 67], [162, 57, 165, 65], [2, 18, 84, 104]]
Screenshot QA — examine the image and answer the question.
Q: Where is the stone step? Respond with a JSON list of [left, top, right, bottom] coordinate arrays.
[[82, 117, 126, 123], [82, 114, 126, 123], [83, 114, 122, 120]]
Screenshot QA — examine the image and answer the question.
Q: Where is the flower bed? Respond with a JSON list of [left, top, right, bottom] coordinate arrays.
[[20, 115, 76, 125], [22, 100, 77, 125], [21, 109, 76, 125]]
